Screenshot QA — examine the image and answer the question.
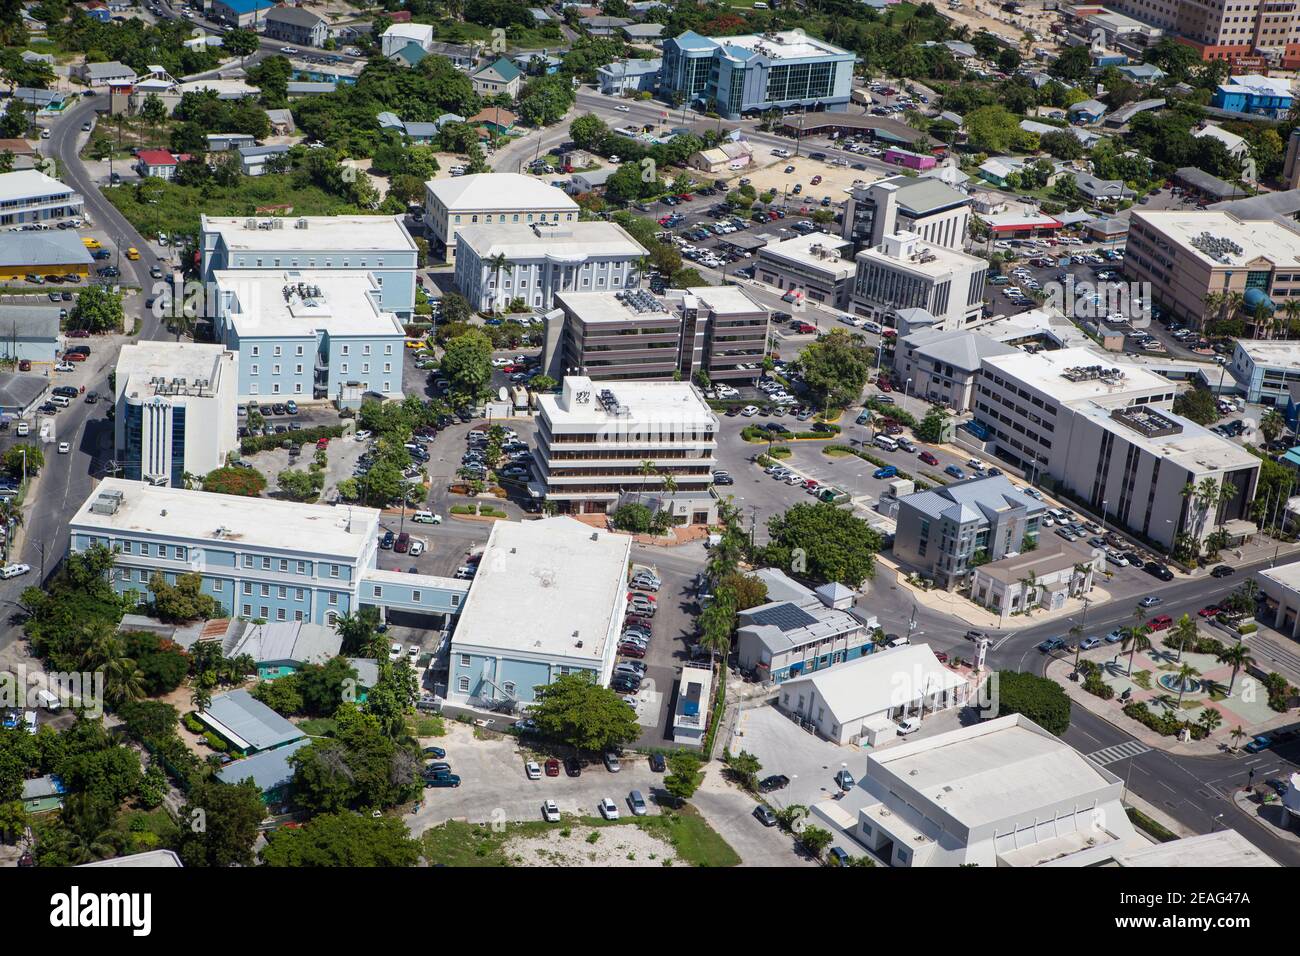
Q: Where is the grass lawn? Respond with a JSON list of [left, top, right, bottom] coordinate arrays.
[[104, 176, 363, 242], [111, 807, 181, 855], [407, 714, 446, 737], [297, 717, 338, 737], [823, 446, 853, 457], [421, 805, 740, 867]]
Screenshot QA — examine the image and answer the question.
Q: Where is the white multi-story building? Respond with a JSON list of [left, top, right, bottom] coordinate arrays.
[[533, 375, 717, 519], [815, 714, 1144, 867], [69, 480, 469, 626], [211, 270, 406, 402], [974, 347, 1259, 549], [754, 232, 855, 311], [381, 23, 435, 59], [424, 173, 579, 262], [0, 169, 85, 226], [199, 215, 419, 320], [453, 221, 646, 312], [448, 517, 631, 707], [114, 342, 239, 488], [851, 231, 988, 332], [843, 175, 971, 252]]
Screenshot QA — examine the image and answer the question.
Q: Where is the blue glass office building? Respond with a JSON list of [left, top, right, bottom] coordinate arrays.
[[661, 30, 856, 119]]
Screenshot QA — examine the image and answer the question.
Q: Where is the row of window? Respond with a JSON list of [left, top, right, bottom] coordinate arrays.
[[234, 257, 387, 269]]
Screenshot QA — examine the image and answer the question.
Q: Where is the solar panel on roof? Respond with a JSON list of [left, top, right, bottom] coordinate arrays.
[[750, 603, 818, 631]]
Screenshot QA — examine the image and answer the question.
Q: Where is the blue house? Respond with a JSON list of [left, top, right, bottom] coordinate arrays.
[[1068, 99, 1108, 125], [1213, 75, 1294, 118], [216, 737, 309, 803]]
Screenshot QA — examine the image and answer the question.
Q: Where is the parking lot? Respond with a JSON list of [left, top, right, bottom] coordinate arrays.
[[408, 720, 668, 830]]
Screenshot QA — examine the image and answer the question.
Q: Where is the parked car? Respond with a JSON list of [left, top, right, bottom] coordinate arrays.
[[758, 774, 789, 793], [919, 451, 940, 466], [649, 753, 666, 773], [1079, 637, 1102, 650], [627, 790, 648, 816], [598, 797, 620, 820], [834, 769, 854, 791], [564, 756, 582, 777], [1144, 562, 1174, 582], [542, 800, 561, 822], [603, 751, 621, 772], [897, 717, 921, 735], [1245, 734, 1272, 753], [1210, 565, 1234, 578]]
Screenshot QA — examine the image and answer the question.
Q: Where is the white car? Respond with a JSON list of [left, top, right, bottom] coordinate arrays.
[[741, 405, 759, 417], [280, 46, 298, 55], [354, 430, 372, 442], [408, 538, 426, 557], [525, 761, 542, 780], [407, 645, 420, 661], [615, 104, 631, 112], [542, 800, 561, 822], [491, 357, 510, 367], [388, 642, 402, 661], [897, 717, 922, 735], [1, 563, 31, 579], [598, 797, 620, 820], [54, 362, 74, 372], [57, 442, 69, 454]]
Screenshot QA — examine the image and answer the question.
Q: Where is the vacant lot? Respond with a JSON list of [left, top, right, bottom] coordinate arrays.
[[420, 805, 740, 867]]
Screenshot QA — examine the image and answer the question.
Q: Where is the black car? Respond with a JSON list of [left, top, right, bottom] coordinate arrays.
[[713, 474, 734, 486], [564, 756, 582, 777], [1144, 562, 1174, 582], [422, 746, 446, 759], [1210, 565, 1234, 578], [379, 530, 396, 549], [649, 753, 666, 773], [758, 774, 790, 793]]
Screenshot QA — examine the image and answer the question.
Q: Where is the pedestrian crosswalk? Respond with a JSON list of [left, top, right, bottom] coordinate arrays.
[[1086, 741, 1150, 766]]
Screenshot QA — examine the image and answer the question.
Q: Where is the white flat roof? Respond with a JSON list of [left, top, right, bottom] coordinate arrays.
[[1112, 829, 1280, 867], [215, 270, 405, 338], [758, 232, 854, 278], [1076, 402, 1260, 474], [1132, 210, 1300, 268], [980, 346, 1172, 405], [856, 233, 986, 279], [71, 478, 381, 559], [426, 173, 579, 213], [1235, 339, 1300, 370], [0, 168, 75, 202], [1259, 561, 1300, 593], [451, 517, 631, 661], [783, 643, 965, 724], [201, 214, 416, 253], [716, 30, 850, 60], [116, 342, 232, 400], [680, 285, 766, 314], [541, 376, 717, 429], [554, 290, 681, 326], [455, 221, 645, 260], [870, 714, 1120, 831]]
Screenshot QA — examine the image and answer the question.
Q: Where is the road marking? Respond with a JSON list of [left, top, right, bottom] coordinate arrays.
[[1085, 740, 1150, 766]]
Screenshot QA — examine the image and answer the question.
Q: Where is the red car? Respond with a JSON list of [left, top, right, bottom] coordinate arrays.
[[501, 364, 518, 373], [618, 643, 646, 658], [316, 437, 329, 449], [678, 193, 693, 201], [797, 323, 817, 334], [628, 591, 656, 602], [881, 329, 897, 338], [544, 758, 560, 777], [878, 380, 892, 392], [919, 452, 940, 466], [625, 614, 654, 630], [1198, 605, 1221, 618], [1147, 615, 1173, 631], [68, 329, 90, 338], [62, 352, 86, 362], [767, 211, 779, 221]]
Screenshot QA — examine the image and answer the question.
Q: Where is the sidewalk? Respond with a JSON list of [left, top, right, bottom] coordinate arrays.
[[1232, 788, 1300, 844], [1045, 655, 1296, 756], [876, 553, 1110, 632]]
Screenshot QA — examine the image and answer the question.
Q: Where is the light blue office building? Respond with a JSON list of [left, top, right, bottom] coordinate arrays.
[[448, 517, 631, 707], [212, 269, 406, 402], [199, 214, 419, 320], [69, 481, 469, 627], [660, 30, 856, 119]]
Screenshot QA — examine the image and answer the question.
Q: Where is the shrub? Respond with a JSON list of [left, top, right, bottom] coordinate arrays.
[[1122, 702, 1207, 739], [988, 670, 1071, 735], [182, 713, 205, 734], [240, 424, 343, 456], [202, 731, 229, 752]]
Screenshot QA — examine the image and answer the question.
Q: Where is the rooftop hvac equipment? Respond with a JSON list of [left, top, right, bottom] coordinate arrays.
[[617, 288, 665, 314], [1189, 231, 1243, 263], [295, 218, 309, 229], [1060, 364, 1127, 385], [596, 388, 630, 417], [90, 489, 125, 516]]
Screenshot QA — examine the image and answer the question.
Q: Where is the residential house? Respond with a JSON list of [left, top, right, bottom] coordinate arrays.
[[262, 6, 329, 48], [736, 571, 872, 683], [470, 58, 523, 99]]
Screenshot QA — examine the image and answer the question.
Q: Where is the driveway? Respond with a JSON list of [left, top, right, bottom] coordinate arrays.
[[691, 769, 816, 867], [408, 722, 665, 831], [733, 703, 867, 810]]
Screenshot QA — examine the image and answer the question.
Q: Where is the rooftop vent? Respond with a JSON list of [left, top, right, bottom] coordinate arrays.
[[1189, 231, 1243, 264], [89, 489, 124, 516]]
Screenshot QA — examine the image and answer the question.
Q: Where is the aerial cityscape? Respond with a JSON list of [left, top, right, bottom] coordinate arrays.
[[3, 0, 1300, 881]]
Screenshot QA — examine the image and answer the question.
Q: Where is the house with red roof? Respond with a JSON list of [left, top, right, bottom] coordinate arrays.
[[136, 149, 179, 180]]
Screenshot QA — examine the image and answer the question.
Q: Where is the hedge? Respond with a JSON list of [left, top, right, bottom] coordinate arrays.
[[865, 398, 917, 428], [240, 424, 344, 456], [1126, 806, 1179, 843], [1122, 701, 1208, 739], [823, 444, 917, 482]]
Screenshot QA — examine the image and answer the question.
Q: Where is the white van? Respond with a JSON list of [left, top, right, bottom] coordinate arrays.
[[412, 510, 441, 524], [34, 689, 60, 711], [874, 434, 899, 452], [49, 395, 70, 408], [15, 422, 28, 436]]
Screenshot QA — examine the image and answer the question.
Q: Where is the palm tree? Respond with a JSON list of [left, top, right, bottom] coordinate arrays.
[[1197, 707, 1223, 737], [1172, 613, 1197, 663], [1260, 408, 1287, 445], [190, 683, 212, 714], [1070, 561, 1091, 598], [485, 253, 513, 315], [1229, 724, 1247, 752], [1121, 625, 1152, 676], [1282, 297, 1300, 339], [0, 498, 21, 563], [1173, 662, 1201, 708], [100, 655, 146, 707], [636, 459, 656, 504], [1201, 291, 1224, 336], [1215, 642, 1254, 696], [659, 470, 677, 497], [1017, 570, 1038, 614], [635, 254, 652, 289], [1195, 477, 1221, 538], [77, 621, 121, 672]]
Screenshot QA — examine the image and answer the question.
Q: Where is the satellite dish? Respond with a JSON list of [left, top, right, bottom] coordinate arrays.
[[498, 386, 508, 402]]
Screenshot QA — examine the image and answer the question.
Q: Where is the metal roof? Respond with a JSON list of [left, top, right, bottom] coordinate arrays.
[[198, 689, 306, 752], [0, 231, 92, 270]]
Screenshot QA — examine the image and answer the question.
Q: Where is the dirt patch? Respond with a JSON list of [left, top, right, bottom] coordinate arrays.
[[500, 823, 678, 867]]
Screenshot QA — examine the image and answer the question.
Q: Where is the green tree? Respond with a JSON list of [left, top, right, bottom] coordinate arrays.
[[1121, 625, 1152, 677], [987, 670, 1071, 736], [176, 779, 265, 867], [70, 285, 125, 334], [222, 27, 259, 64], [149, 572, 221, 623], [914, 406, 949, 444], [262, 811, 422, 866], [440, 329, 493, 401], [1, 443, 41, 479], [530, 673, 641, 752], [201, 466, 267, 496], [792, 329, 872, 409], [663, 752, 703, 806], [1215, 642, 1255, 696], [800, 825, 834, 859], [761, 502, 882, 587], [276, 468, 325, 502], [717, 572, 768, 611], [1173, 386, 1219, 426], [724, 749, 762, 791]]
